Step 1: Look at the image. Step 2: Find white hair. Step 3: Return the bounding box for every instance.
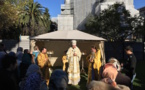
[108,58,121,71]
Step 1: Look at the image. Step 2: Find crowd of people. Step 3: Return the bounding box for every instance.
[0,40,137,90]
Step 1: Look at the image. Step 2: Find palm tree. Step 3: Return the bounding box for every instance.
[42,8,51,32]
[19,1,43,36]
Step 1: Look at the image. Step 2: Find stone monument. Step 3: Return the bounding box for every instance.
[57,0,139,30]
[65,0,71,4]
[58,0,74,30]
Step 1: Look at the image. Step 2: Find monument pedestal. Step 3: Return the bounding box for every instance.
[58,15,73,30]
[61,4,73,15]
[58,1,74,30]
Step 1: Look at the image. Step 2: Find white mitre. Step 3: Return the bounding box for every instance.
[71,40,77,45]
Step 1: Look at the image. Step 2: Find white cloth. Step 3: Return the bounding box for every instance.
[67,46,81,85]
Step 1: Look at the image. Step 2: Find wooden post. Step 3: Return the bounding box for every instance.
[99,41,106,65]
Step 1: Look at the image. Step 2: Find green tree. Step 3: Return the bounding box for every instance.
[133,16,145,41]
[19,1,51,36]
[42,8,51,32]
[0,0,28,39]
[0,1,18,30]
[0,1,21,39]
[85,3,145,59]
[0,0,50,39]
[85,3,137,41]
[19,1,43,36]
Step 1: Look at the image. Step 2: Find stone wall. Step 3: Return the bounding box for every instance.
[0,36,30,53]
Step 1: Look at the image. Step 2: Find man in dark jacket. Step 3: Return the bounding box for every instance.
[122,46,137,90]
[122,46,137,80]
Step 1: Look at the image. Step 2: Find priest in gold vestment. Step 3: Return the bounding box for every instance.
[37,47,51,86]
[67,40,81,85]
[86,46,102,85]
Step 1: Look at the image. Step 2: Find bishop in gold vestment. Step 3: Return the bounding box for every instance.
[67,40,81,85]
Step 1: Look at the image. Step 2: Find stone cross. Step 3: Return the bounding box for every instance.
[65,0,71,4]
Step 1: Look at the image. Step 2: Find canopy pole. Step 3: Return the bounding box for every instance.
[30,40,36,53]
[99,41,106,66]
